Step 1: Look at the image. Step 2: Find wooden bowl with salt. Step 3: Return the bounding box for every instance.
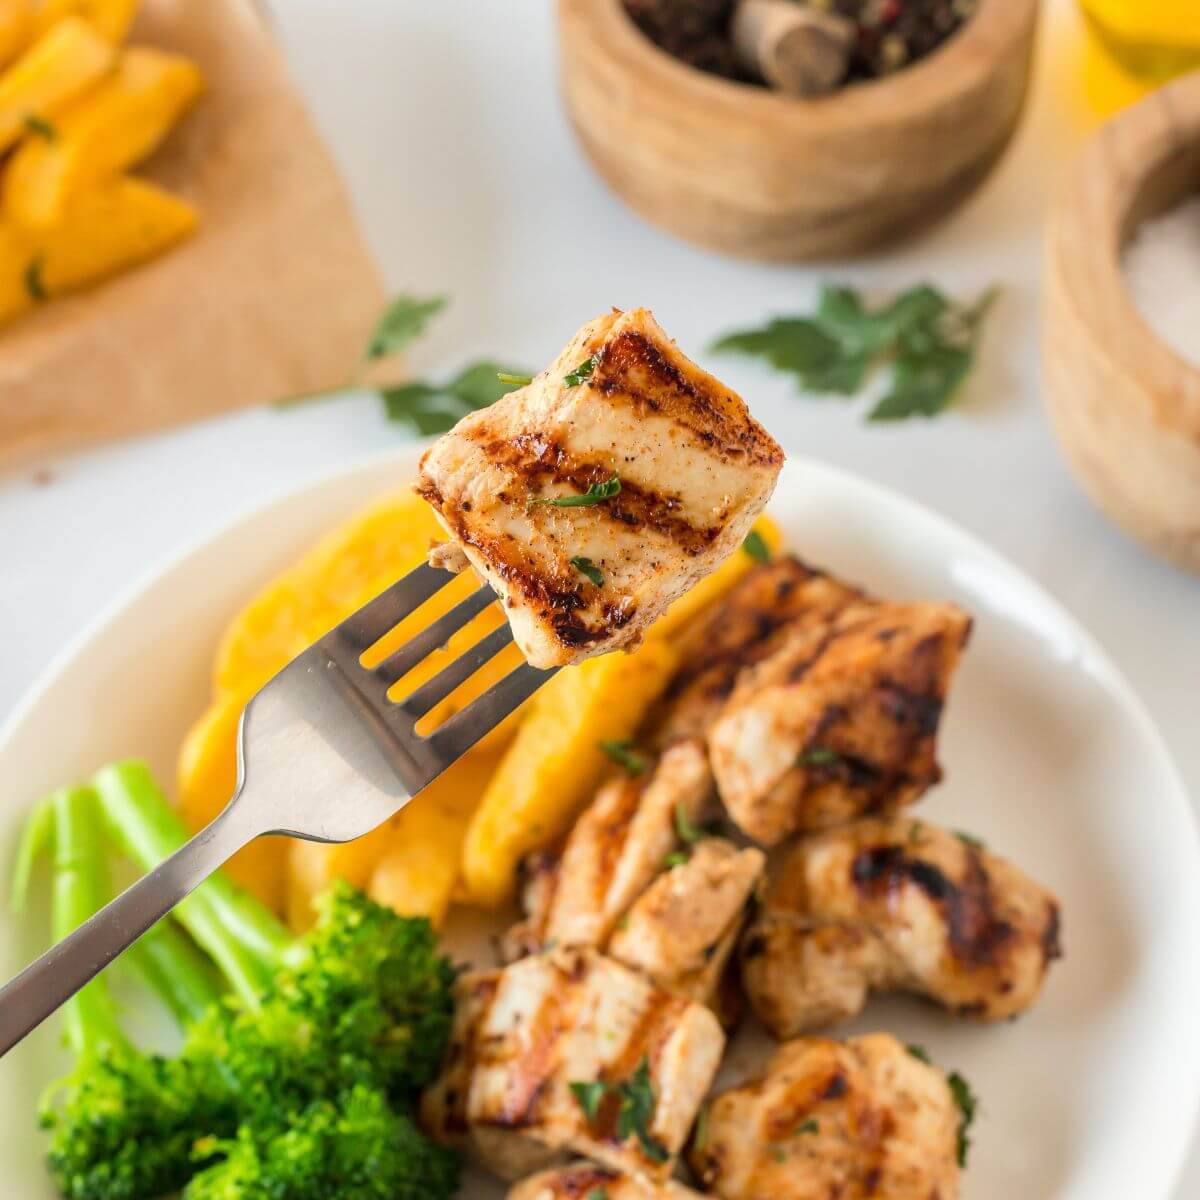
[1043,71,1200,575]
[556,0,1040,261]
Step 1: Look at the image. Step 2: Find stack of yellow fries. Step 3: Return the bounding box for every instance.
[0,0,203,325]
[180,489,780,929]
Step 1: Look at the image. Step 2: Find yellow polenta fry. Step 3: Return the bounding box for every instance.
[368,803,466,928]
[0,1,33,71]
[35,0,138,43]
[0,176,196,325]
[0,17,114,154]
[6,46,203,229]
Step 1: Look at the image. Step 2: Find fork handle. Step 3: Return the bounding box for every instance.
[0,802,258,1057]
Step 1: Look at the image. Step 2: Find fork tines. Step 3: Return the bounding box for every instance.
[318,562,556,791]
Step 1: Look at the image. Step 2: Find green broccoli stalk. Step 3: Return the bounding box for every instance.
[19,787,232,1200]
[88,760,460,1200]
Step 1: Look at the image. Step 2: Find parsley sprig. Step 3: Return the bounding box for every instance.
[711,282,998,421]
[279,293,534,434]
[599,738,648,776]
[528,474,621,509]
[569,1059,670,1164]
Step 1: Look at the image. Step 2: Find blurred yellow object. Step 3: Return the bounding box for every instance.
[185,491,528,915]
[36,0,138,43]
[0,16,114,153]
[459,516,781,907]
[0,175,196,325]
[5,46,203,229]
[1079,1,1200,106]
[0,1,33,71]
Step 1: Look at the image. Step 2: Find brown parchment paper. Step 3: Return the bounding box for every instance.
[0,0,385,467]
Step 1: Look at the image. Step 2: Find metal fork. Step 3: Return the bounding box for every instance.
[0,563,555,1056]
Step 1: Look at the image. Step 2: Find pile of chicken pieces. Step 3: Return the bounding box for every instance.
[421,556,1063,1199]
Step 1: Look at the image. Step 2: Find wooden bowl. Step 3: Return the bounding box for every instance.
[556,0,1040,261]
[1043,72,1200,575]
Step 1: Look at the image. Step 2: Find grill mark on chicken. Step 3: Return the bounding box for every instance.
[851,845,1015,967]
[484,967,582,1131]
[417,476,632,650]
[590,992,689,1148]
[552,1165,620,1197]
[593,329,785,469]
[471,430,726,557]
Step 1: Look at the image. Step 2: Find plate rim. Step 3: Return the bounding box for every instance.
[2,444,1198,1197]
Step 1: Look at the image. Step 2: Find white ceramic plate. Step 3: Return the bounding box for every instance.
[1,449,1198,1199]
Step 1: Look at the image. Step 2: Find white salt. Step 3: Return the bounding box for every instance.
[1123,195,1200,370]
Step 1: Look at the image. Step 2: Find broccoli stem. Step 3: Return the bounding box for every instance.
[127,919,222,1028]
[92,761,292,1007]
[47,787,129,1058]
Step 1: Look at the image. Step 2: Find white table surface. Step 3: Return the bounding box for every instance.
[0,0,1196,1193]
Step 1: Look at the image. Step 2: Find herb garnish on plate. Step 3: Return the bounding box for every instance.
[712,282,998,421]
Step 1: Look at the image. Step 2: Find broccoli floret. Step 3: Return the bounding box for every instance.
[281,882,458,1093]
[184,1084,460,1200]
[24,767,462,1200]
[180,882,457,1120]
[43,1049,232,1200]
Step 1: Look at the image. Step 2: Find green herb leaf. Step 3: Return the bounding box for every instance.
[674,802,704,845]
[868,341,972,422]
[528,474,621,509]
[742,529,771,563]
[497,371,534,386]
[663,850,690,869]
[948,1071,978,1167]
[571,556,604,586]
[380,359,530,435]
[363,294,447,361]
[615,1059,670,1164]
[712,282,996,422]
[799,747,840,767]
[23,113,56,140]
[23,257,46,303]
[586,1190,608,1200]
[908,820,925,845]
[564,354,598,387]
[599,738,648,776]
[794,1118,819,1136]
[955,831,986,850]
[906,1043,932,1064]
[570,1079,608,1124]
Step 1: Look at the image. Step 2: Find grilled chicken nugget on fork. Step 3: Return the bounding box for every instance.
[416,307,785,669]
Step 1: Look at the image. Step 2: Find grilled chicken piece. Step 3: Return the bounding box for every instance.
[689,1033,960,1200]
[654,556,868,745]
[503,740,714,961]
[422,947,725,1181]
[709,601,972,845]
[416,308,785,668]
[740,817,1062,1036]
[608,839,765,1005]
[511,1163,708,1199]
